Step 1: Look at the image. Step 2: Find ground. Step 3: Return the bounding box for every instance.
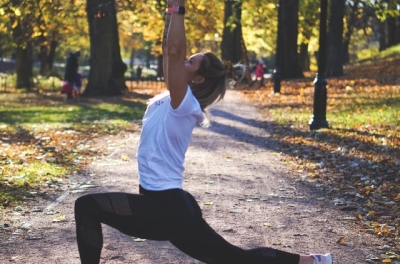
[0,90,397,264]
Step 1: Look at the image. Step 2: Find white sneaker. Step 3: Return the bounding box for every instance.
[312,253,333,264]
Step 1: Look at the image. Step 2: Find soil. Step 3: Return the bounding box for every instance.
[0,90,396,264]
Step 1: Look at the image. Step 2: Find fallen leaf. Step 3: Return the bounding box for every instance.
[121,154,129,161]
[337,237,345,244]
[52,215,66,222]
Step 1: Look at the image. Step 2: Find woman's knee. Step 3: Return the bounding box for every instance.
[75,194,97,217]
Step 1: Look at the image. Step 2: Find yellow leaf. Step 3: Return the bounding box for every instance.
[14,8,21,16]
[337,237,345,244]
[11,20,18,29]
[121,154,129,161]
[204,201,213,205]
[382,259,392,263]
[52,215,66,222]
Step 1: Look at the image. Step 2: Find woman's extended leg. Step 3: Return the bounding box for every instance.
[169,191,300,264]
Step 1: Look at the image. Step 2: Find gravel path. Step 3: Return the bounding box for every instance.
[0,90,390,264]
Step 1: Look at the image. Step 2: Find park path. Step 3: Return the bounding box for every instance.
[0,90,388,264]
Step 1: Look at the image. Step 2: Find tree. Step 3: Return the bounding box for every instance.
[277,0,303,79]
[369,0,400,50]
[3,1,36,89]
[342,0,361,64]
[298,0,320,71]
[221,0,243,64]
[84,0,127,96]
[325,0,345,77]
[241,0,278,58]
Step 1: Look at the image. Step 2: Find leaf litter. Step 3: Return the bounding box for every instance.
[241,58,400,262]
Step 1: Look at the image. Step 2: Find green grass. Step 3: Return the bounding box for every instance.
[0,92,148,208]
[0,97,145,127]
[357,43,400,62]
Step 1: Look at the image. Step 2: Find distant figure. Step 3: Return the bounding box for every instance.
[63,51,80,99]
[136,65,143,83]
[72,72,82,99]
[249,60,264,88]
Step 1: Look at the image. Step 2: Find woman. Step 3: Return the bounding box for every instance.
[74,0,332,263]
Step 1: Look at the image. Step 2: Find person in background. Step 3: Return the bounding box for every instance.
[63,51,80,99]
[72,72,82,99]
[136,64,143,83]
[250,60,264,88]
[73,0,332,263]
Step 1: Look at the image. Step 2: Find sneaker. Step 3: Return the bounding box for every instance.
[312,253,333,264]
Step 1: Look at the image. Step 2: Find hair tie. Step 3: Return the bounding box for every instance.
[223,60,233,78]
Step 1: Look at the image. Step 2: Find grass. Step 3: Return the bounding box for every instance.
[0,90,151,208]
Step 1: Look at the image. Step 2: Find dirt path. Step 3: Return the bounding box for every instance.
[0,90,392,264]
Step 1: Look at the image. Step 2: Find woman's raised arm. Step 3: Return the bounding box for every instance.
[164,0,187,109]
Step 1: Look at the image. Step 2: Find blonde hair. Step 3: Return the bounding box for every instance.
[189,52,246,111]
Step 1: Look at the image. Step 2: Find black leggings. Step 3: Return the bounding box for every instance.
[74,187,300,264]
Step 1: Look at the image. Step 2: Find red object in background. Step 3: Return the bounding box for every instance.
[255,64,264,79]
[62,81,73,93]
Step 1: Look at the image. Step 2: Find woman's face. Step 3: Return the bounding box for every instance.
[185,53,204,84]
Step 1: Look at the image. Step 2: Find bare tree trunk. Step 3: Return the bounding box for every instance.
[342,0,359,65]
[15,43,33,89]
[39,44,49,76]
[221,0,243,63]
[84,0,127,96]
[298,42,310,71]
[387,17,397,47]
[279,0,303,79]
[326,0,345,77]
[47,39,58,73]
[379,20,387,51]
[240,35,251,84]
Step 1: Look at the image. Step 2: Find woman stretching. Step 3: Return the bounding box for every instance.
[74,0,333,263]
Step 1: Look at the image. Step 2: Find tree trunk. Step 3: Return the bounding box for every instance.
[279,0,303,79]
[342,0,359,65]
[12,15,33,89]
[84,0,127,97]
[39,44,49,76]
[379,20,387,51]
[157,55,163,79]
[326,0,345,77]
[387,17,397,48]
[221,0,243,63]
[396,17,400,45]
[240,35,251,84]
[47,39,58,73]
[15,43,33,89]
[298,42,310,71]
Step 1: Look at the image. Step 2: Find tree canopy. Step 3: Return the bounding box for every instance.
[0,0,399,89]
